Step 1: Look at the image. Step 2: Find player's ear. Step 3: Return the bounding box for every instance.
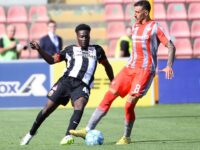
[144,10,149,17]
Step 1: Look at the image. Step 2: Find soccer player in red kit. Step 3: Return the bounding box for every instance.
[70,0,176,145]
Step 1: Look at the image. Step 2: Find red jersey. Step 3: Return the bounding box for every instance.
[127,20,170,72]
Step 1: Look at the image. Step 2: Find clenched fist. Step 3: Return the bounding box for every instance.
[30,40,40,50]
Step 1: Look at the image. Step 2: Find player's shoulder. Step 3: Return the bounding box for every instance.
[63,44,76,50]
[90,44,104,51]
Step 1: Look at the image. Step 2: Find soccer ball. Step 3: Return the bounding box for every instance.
[85,130,104,145]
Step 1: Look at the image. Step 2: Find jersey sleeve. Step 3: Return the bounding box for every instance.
[156,23,171,46]
[95,45,107,63]
[59,46,70,61]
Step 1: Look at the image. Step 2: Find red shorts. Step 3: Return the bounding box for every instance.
[110,67,155,98]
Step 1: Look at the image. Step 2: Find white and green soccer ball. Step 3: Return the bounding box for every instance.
[85,130,104,146]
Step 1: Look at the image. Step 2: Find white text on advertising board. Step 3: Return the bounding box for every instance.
[0,74,47,97]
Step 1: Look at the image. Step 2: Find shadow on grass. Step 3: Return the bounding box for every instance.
[133,139,200,144]
[138,115,200,119]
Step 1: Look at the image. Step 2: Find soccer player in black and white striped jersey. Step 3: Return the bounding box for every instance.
[20,24,114,146]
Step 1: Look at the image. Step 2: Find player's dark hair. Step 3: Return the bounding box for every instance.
[134,0,151,12]
[75,24,91,33]
[48,19,56,25]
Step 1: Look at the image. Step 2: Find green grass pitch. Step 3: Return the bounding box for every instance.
[0,103,200,150]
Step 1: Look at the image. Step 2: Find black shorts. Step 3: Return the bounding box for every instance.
[47,76,90,106]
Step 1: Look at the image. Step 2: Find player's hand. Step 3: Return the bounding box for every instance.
[159,66,174,79]
[30,40,40,50]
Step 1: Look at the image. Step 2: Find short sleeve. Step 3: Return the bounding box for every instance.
[157,24,171,46]
[59,46,69,61]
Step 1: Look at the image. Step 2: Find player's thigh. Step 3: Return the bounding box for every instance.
[110,67,133,97]
[71,83,90,106]
[130,69,155,97]
[47,77,71,105]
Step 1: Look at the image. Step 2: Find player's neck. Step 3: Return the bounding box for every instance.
[141,17,151,25]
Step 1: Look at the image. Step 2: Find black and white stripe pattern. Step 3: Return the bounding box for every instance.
[60,45,106,88]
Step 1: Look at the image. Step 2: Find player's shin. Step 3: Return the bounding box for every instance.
[124,101,136,137]
[66,110,83,135]
[86,91,117,130]
[30,110,46,135]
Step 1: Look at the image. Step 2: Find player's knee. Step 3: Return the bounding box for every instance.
[127,94,139,104]
[73,99,87,110]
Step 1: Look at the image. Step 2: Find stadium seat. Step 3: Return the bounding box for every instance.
[103,0,123,3]
[165,0,186,3]
[154,3,166,20]
[123,0,132,3]
[108,39,117,57]
[191,21,200,38]
[186,0,200,2]
[7,6,28,23]
[19,49,30,59]
[29,23,48,40]
[193,38,200,58]
[12,23,28,41]
[188,3,200,20]
[30,50,39,59]
[104,4,124,21]
[157,44,168,59]
[106,21,125,39]
[154,0,165,2]
[170,21,190,38]
[29,5,49,23]
[125,3,134,21]
[174,38,193,59]
[157,21,169,34]
[65,0,103,5]
[0,6,6,23]
[0,23,6,36]
[167,3,187,20]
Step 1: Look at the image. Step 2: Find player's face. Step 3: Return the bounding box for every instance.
[77,30,90,48]
[134,6,148,24]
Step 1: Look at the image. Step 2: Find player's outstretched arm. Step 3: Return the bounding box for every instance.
[30,40,59,64]
[159,41,176,79]
[102,59,114,82]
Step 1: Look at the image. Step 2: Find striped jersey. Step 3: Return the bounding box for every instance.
[127,20,171,72]
[59,45,107,87]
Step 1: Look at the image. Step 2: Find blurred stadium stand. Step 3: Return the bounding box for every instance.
[7,5,28,23]
[166,3,187,20]
[188,3,200,20]
[28,5,49,23]
[29,23,48,41]
[0,6,6,23]
[193,38,200,58]
[104,4,124,21]
[0,0,199,59]
[154,3,166,20]
[174,38,193,58]
[0,23,6,35]
[170,20,190,38]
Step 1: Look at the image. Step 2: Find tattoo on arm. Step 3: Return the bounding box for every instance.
[166,41,176,67]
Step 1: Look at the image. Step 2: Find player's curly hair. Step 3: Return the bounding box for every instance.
[75,24,91,33]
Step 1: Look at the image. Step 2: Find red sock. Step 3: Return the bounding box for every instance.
[98,91,117,112]
[125,101,136,123]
